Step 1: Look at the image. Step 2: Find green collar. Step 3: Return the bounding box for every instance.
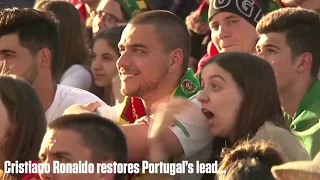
[117,0,148,19]
[295,80,320,118]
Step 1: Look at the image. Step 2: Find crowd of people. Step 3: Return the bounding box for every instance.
[0,0,320,180]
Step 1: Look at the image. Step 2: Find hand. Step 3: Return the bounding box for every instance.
[149,98,197,139]
[63,101,101,115]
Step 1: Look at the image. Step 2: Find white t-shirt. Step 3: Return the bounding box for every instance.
[46,85,109,123]
[60,64,92,91]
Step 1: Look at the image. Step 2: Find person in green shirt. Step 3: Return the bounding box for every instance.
[256,7,320,158]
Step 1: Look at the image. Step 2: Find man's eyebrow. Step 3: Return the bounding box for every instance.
[262,43,280,50]
[224,15,239,21]
[0,49,17,54]
[118,43,148,50]
[51,151,72,158]
[130,44,148,49]
[211,15,240,24]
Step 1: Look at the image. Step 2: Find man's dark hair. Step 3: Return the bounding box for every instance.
[129,10,191,75]
[0,8,59,80]
[49,114,127,180]
[257,7,320,77]
[217,140,284,180]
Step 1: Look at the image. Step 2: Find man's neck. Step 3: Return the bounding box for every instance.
[34,81,57,112]
[142,86,176,115]
[280,77,316,117]
[142,74,182,115]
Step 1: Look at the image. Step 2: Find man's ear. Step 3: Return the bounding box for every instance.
[295,52,313,74]
[37,48,52,70]
[97,160,116,180]
[168,48,184,73]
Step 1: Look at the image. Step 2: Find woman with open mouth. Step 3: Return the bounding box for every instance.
[197,52,310,179]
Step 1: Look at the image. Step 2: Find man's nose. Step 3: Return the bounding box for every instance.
[116,51,132,68]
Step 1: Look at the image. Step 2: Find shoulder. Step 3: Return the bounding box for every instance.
[252,122,310,161]
[61,65,91,80]
[254,122,287,137]
[57,85,106,105]
[253,121,299,144]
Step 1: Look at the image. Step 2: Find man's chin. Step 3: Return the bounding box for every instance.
[121,87,139,97]
[220,46,237,53]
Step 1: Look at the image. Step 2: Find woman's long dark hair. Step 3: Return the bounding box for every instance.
[199,52,290,180]
[35,0,90,82]
[0,75,47,179]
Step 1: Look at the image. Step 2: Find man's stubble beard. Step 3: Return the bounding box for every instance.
[22,61,39,86]
[120,66,169,98]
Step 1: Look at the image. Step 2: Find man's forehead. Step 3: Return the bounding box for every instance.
[39,129,94,162]
[119,24,156,45]
[40,129,84,153]
[0,34,20,48]
[0,34,32,55]
[258,33,284,45]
